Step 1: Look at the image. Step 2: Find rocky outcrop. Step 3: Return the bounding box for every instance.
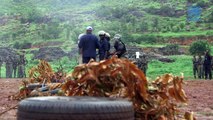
[32,47,67,62]
[0,47,19,62]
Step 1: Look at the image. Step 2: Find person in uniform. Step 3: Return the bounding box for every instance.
[113,34,126,58]
[5,56,13,78]
[18,51,28,78]
[203,50,212,80]
[192,55,198,79]
[105,32,111,59]
[135,53,148,76]
[12,55,19,78]
[98,31,108,61]
[197,55,204,79]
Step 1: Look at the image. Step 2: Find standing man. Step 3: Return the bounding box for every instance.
[6,56,13,78]
[203,50,212,80]
[77,33,84,64]
[105,32,111,59]
[113,34,126,58]
[78,26,100,63]
[12,55,19,78]
[135,53,148,76]
[98,31,108,61]
[141,55,148,76]
[197,55,204,79]
[18,52,28,78]
[192,55,198,79]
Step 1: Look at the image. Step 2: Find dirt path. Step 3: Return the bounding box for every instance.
[182,80,213,120]
[0,79,213,120]
[0,78,23,120]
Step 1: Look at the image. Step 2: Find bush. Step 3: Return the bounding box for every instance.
[189,40,210,55]
[206,31,213,36]
[21,42,32,49]
[166,44,180,51]
[196,1,209,8]
[13,41,32,49]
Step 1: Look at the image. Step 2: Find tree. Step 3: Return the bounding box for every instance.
[189,40,210,55]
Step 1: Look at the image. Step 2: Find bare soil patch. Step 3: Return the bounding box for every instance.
[0,78,213,120]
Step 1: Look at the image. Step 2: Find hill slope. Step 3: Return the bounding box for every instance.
[0,0,212,48]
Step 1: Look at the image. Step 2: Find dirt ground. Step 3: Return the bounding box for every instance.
[0,78,213,120]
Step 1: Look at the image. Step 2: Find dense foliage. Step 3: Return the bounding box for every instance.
[189,40,210,55]
[0,0,212,47]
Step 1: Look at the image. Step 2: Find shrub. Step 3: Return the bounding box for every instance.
[13,41,32,49]
[206,31,213,36]
[189,40,210,55]
[166,44,180,51]
[196,0,209,8]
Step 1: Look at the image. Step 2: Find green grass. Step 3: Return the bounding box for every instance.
[137,44,165,48]
[147,55,193,80]
[0,64,6,78]
[49,57,78,74]
[144,30,213,38]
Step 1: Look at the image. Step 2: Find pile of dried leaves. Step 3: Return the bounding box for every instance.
[13,60,65,100]
[15,57,195,120]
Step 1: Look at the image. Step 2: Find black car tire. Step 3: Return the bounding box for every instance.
[17,96,134,120]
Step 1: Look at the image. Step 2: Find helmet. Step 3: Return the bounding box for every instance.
[105,32,110,38]
[98,30,105,36]
[114,34,121,39]
[113,34,121,40]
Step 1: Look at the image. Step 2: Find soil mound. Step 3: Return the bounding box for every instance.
[33,47,67,61]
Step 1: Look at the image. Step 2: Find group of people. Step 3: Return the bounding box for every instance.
[0,52,27,78]
[77,26,150,76]
[192,50,212,80]
[78,26,126,64]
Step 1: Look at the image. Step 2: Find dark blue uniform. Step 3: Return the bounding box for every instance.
[204,54,212,80]
[78,33,100,63]
[99,38,109,61]
[106,40,111,59]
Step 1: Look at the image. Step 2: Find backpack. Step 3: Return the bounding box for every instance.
[117,40,126,53]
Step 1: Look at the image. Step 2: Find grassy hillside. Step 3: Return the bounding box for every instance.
[0,0,212,48]
[0,0,212,79]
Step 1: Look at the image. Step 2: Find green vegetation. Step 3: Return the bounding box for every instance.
[0,0,212,79]
[50,57,78,74]
[147,55,193,80]
[0,0,212,47]
[189,40,211,55]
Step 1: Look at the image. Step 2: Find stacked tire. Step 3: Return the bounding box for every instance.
[17,96,135,120]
